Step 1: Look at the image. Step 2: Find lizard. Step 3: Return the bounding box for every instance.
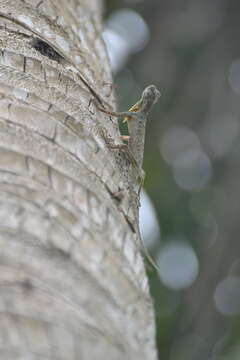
[93,85,161,271]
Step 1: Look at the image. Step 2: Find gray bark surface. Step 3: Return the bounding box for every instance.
[0,0,157,359]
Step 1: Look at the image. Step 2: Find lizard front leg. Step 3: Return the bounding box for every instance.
[90,99,144,190]
[97,107,134,120]
[89,98,134,119]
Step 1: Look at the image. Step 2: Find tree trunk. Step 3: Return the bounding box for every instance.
[0,1,157,359]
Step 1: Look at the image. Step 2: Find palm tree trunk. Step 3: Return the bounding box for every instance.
[0,0,157,359]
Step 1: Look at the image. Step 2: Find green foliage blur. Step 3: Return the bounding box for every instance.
[106,1,240,359]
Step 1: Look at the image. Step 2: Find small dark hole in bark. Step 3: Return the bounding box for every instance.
[31,38,64,62]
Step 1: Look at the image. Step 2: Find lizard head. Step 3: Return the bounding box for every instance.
[141,85,161,114]
[123,84,161,123]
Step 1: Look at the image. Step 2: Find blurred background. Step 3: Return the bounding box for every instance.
[104,0,240,359]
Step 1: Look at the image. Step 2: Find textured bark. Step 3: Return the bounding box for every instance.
[0,1,157,359]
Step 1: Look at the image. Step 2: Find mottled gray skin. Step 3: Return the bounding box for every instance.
[126,85,161,170]
[95,85,161,271]
[96,85,161,173]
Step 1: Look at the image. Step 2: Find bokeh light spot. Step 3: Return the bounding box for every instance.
[102,29,129,72]
[103,9,149,72]
[106,9,149,53]
[173,150,212,191]
[214,276,240,316]
[156,240,199,290]
[204,116,240,158]
[160,126,212,191]
[160,126,201,166]
[139,191,160,248]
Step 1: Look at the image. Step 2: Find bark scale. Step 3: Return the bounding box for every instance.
[0,0,157,359]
